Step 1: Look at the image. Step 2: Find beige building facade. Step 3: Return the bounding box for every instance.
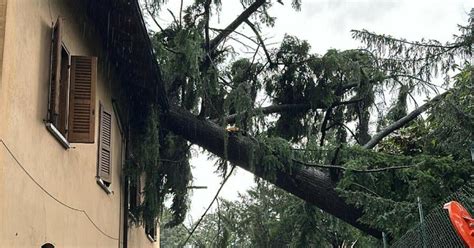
[0,0,159,247]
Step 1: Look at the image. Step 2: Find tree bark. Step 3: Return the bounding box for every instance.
[162,106,383,238]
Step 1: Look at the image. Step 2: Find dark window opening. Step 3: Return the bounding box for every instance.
[145,219,157,242]
[128,176,140,219]
[55,45,70,136]
[41,243,54,248]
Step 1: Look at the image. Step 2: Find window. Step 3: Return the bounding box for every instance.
[145,219,157,242]
[96,103,113,192]
[41,243,54,248]
[128,175,140,219]
[55,45,70,135]
[47,17,97,148]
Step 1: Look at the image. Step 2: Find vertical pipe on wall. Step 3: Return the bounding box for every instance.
[113,99,128,248]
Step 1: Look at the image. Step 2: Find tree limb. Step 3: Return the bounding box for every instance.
[167,9,179,27]
[363,91,449,149]
[217,103,311,124]
[292,159,420,173]
[204,0,211,53]
[353,30,463,49]
[208,0,266,53]
[181,164,236,246]
[219,98,364,125]
[244,19,273,65]
[209,29,257,51]
[179,0,183,27]
[209,27,259,46]
[143,0,164,32]
[326,122,360,144]
[319,107,333,146]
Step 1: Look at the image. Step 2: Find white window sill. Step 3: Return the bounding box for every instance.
[46,123,71,149]
[96,177,113,194]
[147,234,156,243]
[128,212,138,223]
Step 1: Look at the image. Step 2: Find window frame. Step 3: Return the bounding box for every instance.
[127,175,141,221]
[46,41,71,149]
[46,18,97,149]
[145,218,158,242]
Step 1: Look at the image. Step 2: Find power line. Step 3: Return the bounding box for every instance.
[0,139,119,241]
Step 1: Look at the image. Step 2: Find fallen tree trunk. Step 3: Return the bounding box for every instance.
[161,106,383,238]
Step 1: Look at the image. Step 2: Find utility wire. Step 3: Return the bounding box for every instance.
[0,139,119,241]
[181,164,236,247]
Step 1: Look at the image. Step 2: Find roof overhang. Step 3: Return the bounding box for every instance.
[85,0,168,109]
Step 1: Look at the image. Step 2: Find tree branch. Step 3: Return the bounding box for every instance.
[208,0,266,53]
[144,0,164,32]
[319,107,333,146]
[353,30,462,49]
[363,91,449,149]
[210,30,257,51]
[327,122,361,144]
[209,27,259,46]
[204,0,211,53]
[244,19,273,65]
[219,98,364,125]
[181,164,236,246]
[245,43,261,78]
[179,0,183,27]
[216,103,311,124]
[292,159,419,173]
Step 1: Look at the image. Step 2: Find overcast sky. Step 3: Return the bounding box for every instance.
[150,0,473,224]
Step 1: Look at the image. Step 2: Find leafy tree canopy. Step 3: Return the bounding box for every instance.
[126,0,473,243]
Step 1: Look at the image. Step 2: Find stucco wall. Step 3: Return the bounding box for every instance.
[0,0,157,247]
[0,0,6,83]
[128,222,160,248]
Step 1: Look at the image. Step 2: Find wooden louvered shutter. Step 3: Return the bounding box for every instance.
[97,103,112,183]
[68,56,96,143]
[49,17,63,124]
